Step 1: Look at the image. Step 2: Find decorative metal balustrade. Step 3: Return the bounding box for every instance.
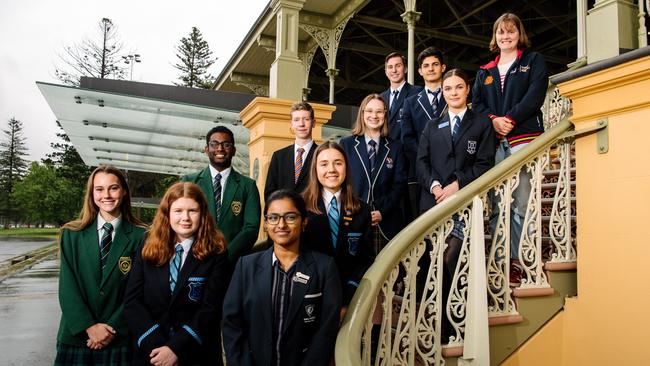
[336,86,575,365]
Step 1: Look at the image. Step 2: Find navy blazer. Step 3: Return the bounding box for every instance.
[416,109,496,213]
[340,135,407,239]
[302,199,372,304]
[222,248,341,366]
[124,245,231,366]
[380,82,422,142]
[401,89,448,181]
[264,143,317,201]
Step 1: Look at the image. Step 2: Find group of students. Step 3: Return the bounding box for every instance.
[54,12,547,366]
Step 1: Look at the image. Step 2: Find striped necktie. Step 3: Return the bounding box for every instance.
[213,173,222,220]
[428,88,440,116]
[169,244,184,292]
[368,139,377,175]
[389,89,399,114]
[100,222,113,273]
[294,147,304,184]
[328,196,340,248]
[452,115,461,143]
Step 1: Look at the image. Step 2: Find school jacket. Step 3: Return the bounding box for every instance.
[123,245,231,366]
[401,89,448,181]
[57,220,145,347]
[302,199,372,304]
[183,167,261,262]
[380,82,423,142]
[222,248,342,366]
[416,109,496,212]
[472,48,548,147]
[340,135,407,240]
[264,143,317,201]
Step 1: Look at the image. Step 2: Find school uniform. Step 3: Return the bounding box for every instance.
[222,247,342,366]
[123,241,231,366]
[183,167,261,262]
[340,135,407,240]
[416,108,496,212]
[264,141,317,201]
[380,82,422,142]
[302,196,372,304]
[55,218,145,365]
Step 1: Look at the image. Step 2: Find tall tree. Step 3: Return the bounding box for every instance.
[55,18,128,86]
[0,118,29,226]
[173,27,217,88]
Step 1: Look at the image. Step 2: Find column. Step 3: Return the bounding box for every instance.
[401,10,421,85]
[586,0,639,63]
[269,0,306,101]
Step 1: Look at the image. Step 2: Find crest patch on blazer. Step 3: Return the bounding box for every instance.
[304,304,316,323]
[118,257,132,275]
[231,201,242,216]
[484,75,494,85]
[519,65,530,72]
[188,281,204,302]
[385,157,394,169]
[467,140,477,155]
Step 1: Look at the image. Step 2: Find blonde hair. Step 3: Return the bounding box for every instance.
[351,94,389,137]
[489,13,531,52]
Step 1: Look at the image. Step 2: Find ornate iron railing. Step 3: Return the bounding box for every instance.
[336,86,574,365]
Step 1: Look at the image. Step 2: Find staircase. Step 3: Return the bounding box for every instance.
[336,86,576,365]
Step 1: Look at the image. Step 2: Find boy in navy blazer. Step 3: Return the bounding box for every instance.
[380,52,422,142]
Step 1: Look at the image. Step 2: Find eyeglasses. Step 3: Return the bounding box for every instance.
[208,140,234,149]
[364,109,386,116]
[265,213,300,225]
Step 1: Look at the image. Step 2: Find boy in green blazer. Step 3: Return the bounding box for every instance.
[183,126,261,262]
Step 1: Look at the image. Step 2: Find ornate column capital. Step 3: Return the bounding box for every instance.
[401,10,421,26]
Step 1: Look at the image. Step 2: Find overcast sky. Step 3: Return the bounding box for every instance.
[0,0,269,161]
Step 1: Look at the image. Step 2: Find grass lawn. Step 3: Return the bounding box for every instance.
[0,228,60,239]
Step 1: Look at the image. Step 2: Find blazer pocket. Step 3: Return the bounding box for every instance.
[347,232,363,256]
[302,297,321,325]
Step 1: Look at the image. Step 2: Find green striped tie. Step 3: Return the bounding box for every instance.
[100,222,113,273]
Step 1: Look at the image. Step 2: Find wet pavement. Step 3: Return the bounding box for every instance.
[0,257,59,366]
[0,237,55,262]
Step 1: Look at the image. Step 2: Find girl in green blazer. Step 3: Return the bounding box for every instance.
[55,165,147,366]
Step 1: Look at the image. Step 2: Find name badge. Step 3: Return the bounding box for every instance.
[293,271,310,284]
[438,122,449,129]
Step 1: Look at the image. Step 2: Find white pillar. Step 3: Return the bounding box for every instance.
[401,10,421,85]
[269,0,306,100]
[326,68,339,104]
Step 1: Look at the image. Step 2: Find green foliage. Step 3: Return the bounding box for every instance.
[55,18,128,86]
[173,27,217,89]
[0,227,59,238]
[0,117,29,226]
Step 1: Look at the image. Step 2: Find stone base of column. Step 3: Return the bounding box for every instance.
[586,0,639,63]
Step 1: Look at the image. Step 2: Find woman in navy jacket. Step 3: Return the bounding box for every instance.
[471,12,549,284]
[124,182,230,366]
[340,93,407,252]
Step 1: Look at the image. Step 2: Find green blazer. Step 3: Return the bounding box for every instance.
[57,219,146,347]
[183,167,261,262]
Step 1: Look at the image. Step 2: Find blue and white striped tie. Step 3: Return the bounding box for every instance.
[368,139,377,175]
[169,244,183,292]
[328,197,340,248]
[452,115,462,143]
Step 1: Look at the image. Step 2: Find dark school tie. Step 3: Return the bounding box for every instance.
[328,197,340,248]
[169,244,183,292]
[294,147,304,184]
[452,115,462,143]
[100,222,113,273]
[368,139,377,175]
[213,173,222,220]
[428,88,440,116]
[389,89,399,114]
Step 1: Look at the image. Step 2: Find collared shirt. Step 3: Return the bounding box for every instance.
[448,108,468,133]
[208,165,231,203]
[322,189,342,215]
[97,214,121,248]
[364,135,380,154]
[389,81,406,108]
[425,86,442,105]
[170,237,194,268]
[294,140,314,159]
[271,251,299,366]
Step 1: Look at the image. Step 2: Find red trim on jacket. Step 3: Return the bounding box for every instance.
[480,49,524,70]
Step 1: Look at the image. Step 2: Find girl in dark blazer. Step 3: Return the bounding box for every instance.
[340,94,407,252]
[55,165,147,366]
[124,182,230,366]
[222,190,341,366]
[471,13,548,284]
[302,141,372,308]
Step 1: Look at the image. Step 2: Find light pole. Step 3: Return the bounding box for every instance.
[122,54,141,80]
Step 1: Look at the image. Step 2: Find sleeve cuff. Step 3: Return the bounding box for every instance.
[430,180,441,192]
[505,114,517,125]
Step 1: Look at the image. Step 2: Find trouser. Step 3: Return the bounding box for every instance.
[405,182,420,221]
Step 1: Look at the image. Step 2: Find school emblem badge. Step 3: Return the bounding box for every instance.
[519,65,530,72]
[467,140,477,155]
[385,157,394,169]
[118,257,132,275]
[484,75,494,85]
[304,304,316,323]
[188,281,204,302]
[231,201,242,216]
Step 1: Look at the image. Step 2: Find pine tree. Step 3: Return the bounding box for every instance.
[173,27,217,88]
[55,18,128,86]
[0,117,29,226]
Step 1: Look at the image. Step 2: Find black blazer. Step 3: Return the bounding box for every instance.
[302,199,372,304]
[264,143,317,201]
[380,82,422,142]
[416,109,495,213]
[124,244,231,366]
[401,89,449,181]
[340,135,407,240]
[222,247,341,366]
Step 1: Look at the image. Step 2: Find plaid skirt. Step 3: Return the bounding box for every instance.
[54,343,131,366]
